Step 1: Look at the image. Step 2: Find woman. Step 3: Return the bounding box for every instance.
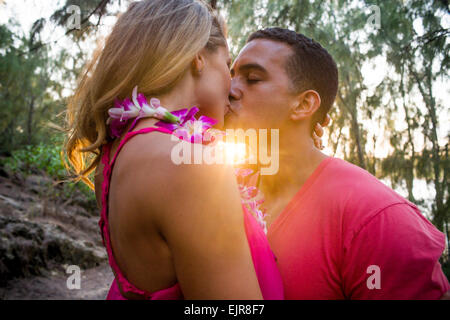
[65,0,323,300]
[65,0,282,300]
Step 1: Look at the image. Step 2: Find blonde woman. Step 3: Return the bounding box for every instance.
[65,0,284,300]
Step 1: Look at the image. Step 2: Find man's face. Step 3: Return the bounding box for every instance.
[225,39,299,130]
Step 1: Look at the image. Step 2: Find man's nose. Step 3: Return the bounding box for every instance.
[229,78,242,102]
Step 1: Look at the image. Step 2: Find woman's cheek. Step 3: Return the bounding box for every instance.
[223,66,232,90]
[201,83,221,117]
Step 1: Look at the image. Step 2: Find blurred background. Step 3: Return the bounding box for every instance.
[0,0,448,299]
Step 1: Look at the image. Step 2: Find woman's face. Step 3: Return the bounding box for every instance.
[193,45,232,129]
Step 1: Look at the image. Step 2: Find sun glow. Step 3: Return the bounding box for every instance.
[216,141,248,165]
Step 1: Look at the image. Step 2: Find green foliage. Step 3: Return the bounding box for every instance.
[0,21,60,153]
[0,135,96,206]
[1,137,65,178]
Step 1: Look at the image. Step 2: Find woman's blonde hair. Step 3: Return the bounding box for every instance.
[64,0,227,189]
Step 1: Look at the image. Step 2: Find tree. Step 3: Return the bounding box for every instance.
[365,0,449,233]
[0,22,53,152]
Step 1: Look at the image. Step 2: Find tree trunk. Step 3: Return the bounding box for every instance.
[332,125,343,157]
[351,113,366,170]
[26,96,36,145]
[400,70,416,202]
[410,64,445,231]
[338,91,366,169]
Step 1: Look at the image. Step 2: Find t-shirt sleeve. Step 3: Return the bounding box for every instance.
[341,203,450,299]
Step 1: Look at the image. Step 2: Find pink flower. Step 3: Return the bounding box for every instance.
[107,86,182,138]
[234,168,268,234]
[155,107,218,143]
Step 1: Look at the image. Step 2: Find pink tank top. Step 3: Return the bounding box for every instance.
[99,126,284,300]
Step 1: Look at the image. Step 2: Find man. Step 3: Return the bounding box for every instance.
[225,27,450,299]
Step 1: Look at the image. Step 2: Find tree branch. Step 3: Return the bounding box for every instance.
[23,0,112,55]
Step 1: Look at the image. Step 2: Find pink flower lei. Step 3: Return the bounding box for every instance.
[235,168,268,234]
[107,86,217,143]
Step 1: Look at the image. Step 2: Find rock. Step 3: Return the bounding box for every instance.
[83,241,94,248]
[0,167,8,178]
[0,218,47,284]
[68,193,98,216]
[25,175,52,194]
[0,195,22,210]
[10,171,25,187]
[25,203,43,218]
[0,216,106,287]
[0,170,107,298]
[0,263,114,300]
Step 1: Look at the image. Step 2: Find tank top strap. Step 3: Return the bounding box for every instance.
[99,125,173,233]
[111,126,173,166]
[98,124,182,300]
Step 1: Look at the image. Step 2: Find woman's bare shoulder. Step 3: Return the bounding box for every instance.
[119,132,242,228]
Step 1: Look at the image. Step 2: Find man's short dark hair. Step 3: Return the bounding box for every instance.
[247,27,339,125]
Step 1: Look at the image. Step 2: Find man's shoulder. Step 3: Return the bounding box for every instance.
[318,159,444,261]
[319,158,419,230]
[322,157,408,206]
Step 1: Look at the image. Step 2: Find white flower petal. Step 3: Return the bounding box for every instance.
[150,98,161,109]
[132,86,140,109]
[108,108,124,119]
[155,106,168,119]
[141,105,156,117]
[121,110,139,121]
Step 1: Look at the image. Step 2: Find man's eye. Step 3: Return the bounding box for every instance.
[247,78,261,84]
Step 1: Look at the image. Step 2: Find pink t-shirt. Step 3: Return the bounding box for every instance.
[267,157,450,299]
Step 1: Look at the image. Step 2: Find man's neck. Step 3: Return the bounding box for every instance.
[259,126,329,225]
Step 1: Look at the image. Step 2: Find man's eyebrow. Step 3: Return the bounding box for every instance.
[231,63,268,76]
[238,63,268,74]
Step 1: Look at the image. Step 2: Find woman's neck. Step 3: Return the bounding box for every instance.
[157,74,198,112]
[132,75,197,131]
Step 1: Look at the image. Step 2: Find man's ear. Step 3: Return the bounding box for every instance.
[191,51,207,76]
[290,90,321,121]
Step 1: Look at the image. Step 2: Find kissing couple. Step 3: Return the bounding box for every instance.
[65,0,449,300]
